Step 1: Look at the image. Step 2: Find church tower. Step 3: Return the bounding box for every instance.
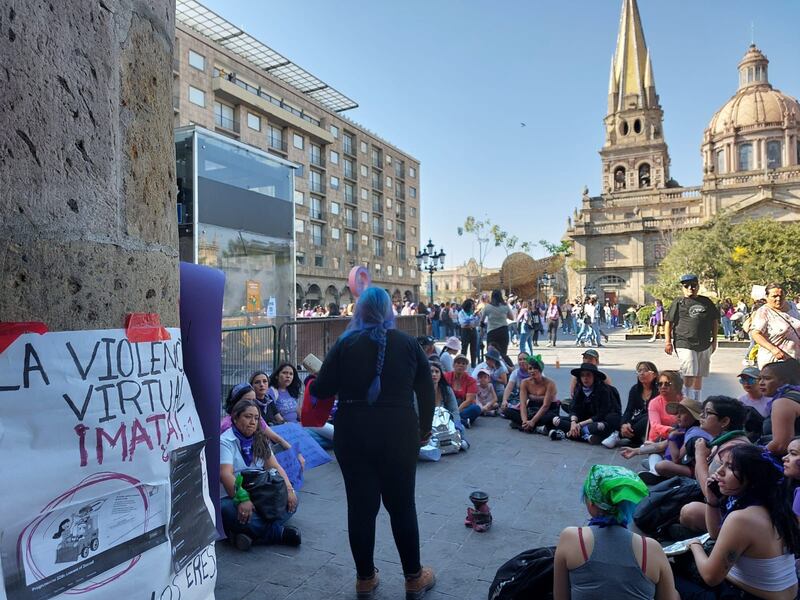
[601,0,670,193]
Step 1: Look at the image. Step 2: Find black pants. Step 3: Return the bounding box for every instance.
[334,403,422,578]
[554,413,622,435]
[547,320,559,345]
[461,328,478,367]
[507,404,560,429]
[486,326,513,368]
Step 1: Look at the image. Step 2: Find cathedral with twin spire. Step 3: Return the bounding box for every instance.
[564,0,800,305]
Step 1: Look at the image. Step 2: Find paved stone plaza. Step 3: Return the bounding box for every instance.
[215,333,747,599]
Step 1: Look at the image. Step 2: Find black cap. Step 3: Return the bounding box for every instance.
[679,273,699,284]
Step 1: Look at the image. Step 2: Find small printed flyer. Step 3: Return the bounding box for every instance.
[0,328,217,600]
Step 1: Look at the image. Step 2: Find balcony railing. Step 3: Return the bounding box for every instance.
[310,181,326,195]
[215,114,240,133]
[394,166,405,179]
[309,209,326,221]
[344,166,356,180]
[396,230,406,241]
[310,154,326,168]
[312,236,325,247]
[344,193,357,205]
[268,136,287,152]
[372,200,383,213]
[344,217,357,229]
[372,225,384,236]
[372,178,383,191]
[396,187,405,200]
[372,155,382,169]
[396,207,406,220]
[343,140,356,157]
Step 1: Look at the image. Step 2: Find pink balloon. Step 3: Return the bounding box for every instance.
[348,266,371,298]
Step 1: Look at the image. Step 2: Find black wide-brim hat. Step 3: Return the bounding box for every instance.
[570,362,607,381]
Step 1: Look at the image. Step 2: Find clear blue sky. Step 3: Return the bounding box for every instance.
[203,0,800,269]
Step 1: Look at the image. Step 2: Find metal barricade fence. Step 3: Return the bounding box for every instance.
[220,324,277,403]
[219,316,429,400]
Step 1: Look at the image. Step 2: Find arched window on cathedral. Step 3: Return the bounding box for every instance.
[767,140,782,169]
[716,149,726,174]
[613,167,626,190]
[638,163,651,188]
[738,143,753,171]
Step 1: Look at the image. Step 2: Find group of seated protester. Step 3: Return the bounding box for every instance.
[219,363,340,550]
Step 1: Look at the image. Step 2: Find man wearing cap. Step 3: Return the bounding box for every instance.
[417,335,436,359]
[664,274,718,401]
[737,365,768,418]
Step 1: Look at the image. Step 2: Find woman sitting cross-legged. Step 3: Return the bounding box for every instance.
[553,465,678,600]
[675,444,800,600]
[602,361,659,448]
[550,363,621,443]
[506,355,559,435]
[220,399,300,551]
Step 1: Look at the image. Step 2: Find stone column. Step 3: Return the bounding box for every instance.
[0,0,177,331]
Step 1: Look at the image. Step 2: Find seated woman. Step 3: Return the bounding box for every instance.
[782,437,800,522]
[221,383,306,470]
[250,370,281,425]
[762,360,800,455]
[499,351,530,417]
[647,397,712,483]
[220,399,300,550]
[647,370,682,443]
[270,362,335,444]
[444,354,480,427]
[553,465,678,600]
[676,444,799,600]
[603,361,659,449]
[550,363,621,443]
[678,396,748,533]
[506,356,559,435]
[428,357,462,431]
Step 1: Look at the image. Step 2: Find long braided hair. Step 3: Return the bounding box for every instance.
[342,287,395,404]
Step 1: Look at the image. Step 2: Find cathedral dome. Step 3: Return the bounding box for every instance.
[707,45,800,137]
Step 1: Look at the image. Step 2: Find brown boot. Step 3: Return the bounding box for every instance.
[404,566,435,599]
[355,569,379,599]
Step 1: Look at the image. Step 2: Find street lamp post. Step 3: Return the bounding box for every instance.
[416,239,446,304]
[538,270,554,302]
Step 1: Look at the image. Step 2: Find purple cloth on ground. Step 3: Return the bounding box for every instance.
[271,423,332,469]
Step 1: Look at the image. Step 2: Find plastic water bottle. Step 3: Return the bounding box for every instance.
[555,353,561,368]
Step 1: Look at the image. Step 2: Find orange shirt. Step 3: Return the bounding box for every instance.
[647,394,678,441]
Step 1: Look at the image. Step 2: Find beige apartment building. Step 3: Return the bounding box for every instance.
[173,0,421,308]
[564,0,800,306]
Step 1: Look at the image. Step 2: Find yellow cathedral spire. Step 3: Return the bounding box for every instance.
[609,0,656,113]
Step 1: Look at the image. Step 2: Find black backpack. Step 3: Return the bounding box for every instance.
[633,476,703,538]
[488,546,555,600]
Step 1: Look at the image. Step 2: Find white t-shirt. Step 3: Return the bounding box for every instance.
[751,304,800,368]
[738,393,770,417]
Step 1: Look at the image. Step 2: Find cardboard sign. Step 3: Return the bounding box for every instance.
[0,328,216,600]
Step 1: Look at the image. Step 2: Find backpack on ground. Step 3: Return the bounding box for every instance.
[633,476,702,539]
[431,406,462,454]
[488,546,555,600]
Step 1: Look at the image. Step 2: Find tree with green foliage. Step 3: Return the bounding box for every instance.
[649,215,800,301]
[458,217,532,294]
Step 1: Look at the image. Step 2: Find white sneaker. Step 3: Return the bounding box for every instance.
[534,425,547,435]
[601,431,620,449]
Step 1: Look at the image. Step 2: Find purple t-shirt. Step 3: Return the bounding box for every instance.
[272,388,299,423]
[794,487,800,518]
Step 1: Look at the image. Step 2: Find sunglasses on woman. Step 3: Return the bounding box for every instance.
[657,380,672,387]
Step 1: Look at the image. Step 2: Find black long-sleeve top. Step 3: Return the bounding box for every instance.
[621,384,659,424]
[309,328,435,435]
[570,381,622,423]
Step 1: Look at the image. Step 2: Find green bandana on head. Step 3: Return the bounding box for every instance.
[582,465,648,520]
[526,354,544,372]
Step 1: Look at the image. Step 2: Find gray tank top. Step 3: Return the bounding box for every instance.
[569,526,656,600]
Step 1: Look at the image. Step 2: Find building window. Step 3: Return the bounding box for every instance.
[613,166,626,190]
[310,144,323,166]
[295,218,304,233]
[371,147,382,168]
[294,190,304,205]
[397,242,406,260]
[638,163,651,187]
[409,166,416,178]
[344,158,356,179]
[309,170,323,194]
[268,126,285,151]
[330,176,340,189]
[343,132,355,155]
[314,255,324,267]
[293,134,304,150]
[330,150,339,165]
[671,207,687,215]
[360,141,368,154]
[247,113,261,131]
[410,207,416,217]
[330,125,339,138]
[346,232,356,252]
[332,257,340,269]
[375,263,382,273]
[361,211,368,223]
[331,227,340,240]
[411,269,416,278]
[767,140,782,169]
[330,201,340,215]
[386,198,393,208]
[654,243,667,260]
[361,187,369,200]
[373,238,384,257]
[310,196,324,220]
[361,234,368,246]
[344,183,355,203]
[294,164,304,178]
[738,143,753,171]
[311,223,324,246]
[188,50,205,71]
[360,164,369,177]
[603,246,616,262]
[371,171,381,189]
[387,265,393,276]
[296,252,305,266]
[372,192,382,212]
[386,155,392,165]
[213,101,235,130]
[372,215,383,235]
[410,226,416,236]
[386,176,393,189]
[387,240,393,251]
[399,267,404,277]
[386,219,393,231]
[188,85,205,107]
[409,187,417,198]
[345,207,356,228]
[716,149,725,174]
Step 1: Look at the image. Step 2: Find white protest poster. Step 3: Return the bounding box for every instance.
[266,297,276,318]
[0,328,217,600]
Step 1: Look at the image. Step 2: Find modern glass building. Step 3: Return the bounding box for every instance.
[175,126,296,326]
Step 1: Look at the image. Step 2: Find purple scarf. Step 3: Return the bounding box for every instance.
[231,425,254,466]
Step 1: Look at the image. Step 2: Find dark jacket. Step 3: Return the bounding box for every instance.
[570,381,622,423]
[310,328,435,435]
[621,384,659,424]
